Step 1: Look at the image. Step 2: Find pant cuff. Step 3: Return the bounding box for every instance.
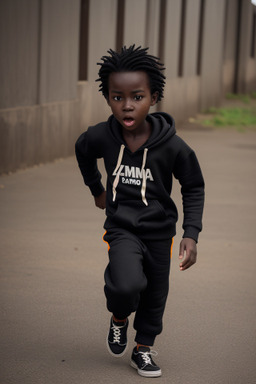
[135,332,156,347]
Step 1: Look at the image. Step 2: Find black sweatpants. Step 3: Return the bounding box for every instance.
[103,228,173,346]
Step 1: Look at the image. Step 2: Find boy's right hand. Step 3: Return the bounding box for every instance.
[94,191,106,209]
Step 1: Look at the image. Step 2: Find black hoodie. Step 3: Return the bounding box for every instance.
[75,112,204,242]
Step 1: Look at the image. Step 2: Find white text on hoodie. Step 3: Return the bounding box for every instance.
[113,164,154,186]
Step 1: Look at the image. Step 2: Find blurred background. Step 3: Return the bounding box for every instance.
[0,0,255,174]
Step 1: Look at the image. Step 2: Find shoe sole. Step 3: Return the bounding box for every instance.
[106,336,128,358]
[130,360,162,377]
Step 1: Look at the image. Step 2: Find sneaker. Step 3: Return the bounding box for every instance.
[106,316,128,357]
[131,346,162,377]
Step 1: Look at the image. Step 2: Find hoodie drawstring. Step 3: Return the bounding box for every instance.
[141,148,148,206]
[112,145,149,206]
[112,144,125,202]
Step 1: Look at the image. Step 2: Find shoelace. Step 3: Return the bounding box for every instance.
[139,350,158,366]
[111,323,122,343]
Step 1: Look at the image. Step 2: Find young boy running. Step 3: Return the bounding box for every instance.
[75,45,204,378]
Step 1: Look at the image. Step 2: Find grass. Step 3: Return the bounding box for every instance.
[225,93,251,104]
[203,107,256,126]
[199,93,256,131]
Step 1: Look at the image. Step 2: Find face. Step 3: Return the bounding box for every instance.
[107,71,158,133]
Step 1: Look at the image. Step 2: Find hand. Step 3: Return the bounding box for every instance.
[179,238,197,271]
[94,191,106,209]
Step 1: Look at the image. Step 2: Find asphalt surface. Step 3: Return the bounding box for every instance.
[0,127,256,384]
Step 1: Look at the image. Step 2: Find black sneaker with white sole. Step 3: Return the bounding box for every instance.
[131,346,162,377]
[106,316,128,357]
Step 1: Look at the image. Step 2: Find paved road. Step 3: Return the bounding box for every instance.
[0,127,256,384]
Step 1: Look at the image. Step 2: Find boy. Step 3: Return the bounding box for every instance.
[75,45,204,378]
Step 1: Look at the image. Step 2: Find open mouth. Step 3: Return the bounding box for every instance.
[123,117,135,127]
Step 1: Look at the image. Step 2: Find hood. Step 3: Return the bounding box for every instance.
[108,112,176,150]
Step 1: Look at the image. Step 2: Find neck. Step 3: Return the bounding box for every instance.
[122,120,151,139]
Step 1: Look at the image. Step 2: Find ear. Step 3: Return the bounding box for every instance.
[151,92,159,106]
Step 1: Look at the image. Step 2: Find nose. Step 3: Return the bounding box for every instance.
[123,98,134,111]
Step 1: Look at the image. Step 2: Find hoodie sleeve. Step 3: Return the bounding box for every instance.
[75,130,105,197]
[173,144,205,243]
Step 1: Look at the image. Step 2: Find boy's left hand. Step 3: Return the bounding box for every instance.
[94,191,106,209]
[179,238,197,271]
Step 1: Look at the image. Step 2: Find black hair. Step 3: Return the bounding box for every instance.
[96,45,165,102]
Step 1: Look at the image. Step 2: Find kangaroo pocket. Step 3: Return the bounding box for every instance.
[108,199,177,233]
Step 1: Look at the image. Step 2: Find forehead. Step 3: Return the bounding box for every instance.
[108,71,150,91]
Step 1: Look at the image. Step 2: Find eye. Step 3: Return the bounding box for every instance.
[134,95,143,101]
[113,96,122,101]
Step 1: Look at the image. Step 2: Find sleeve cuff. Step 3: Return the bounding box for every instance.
[89,182,105,197]
[183,227,200,243]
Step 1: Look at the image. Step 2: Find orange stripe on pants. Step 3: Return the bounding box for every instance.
[102,231,110,251]
[170,238,174,258]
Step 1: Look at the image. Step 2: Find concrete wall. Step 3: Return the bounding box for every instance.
[0,0,39,109]
[161,0,200,121]
[39,0,80,103]
[222,0,239,94]
[0,0,255,174]
[199,0,226,111]
[145,0,161,57]
[0,0,81,173]
[236,1,256,93]
[222,0,256,94]
[87,0,118,125]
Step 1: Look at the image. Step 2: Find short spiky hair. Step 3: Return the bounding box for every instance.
[96,45,166,102]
